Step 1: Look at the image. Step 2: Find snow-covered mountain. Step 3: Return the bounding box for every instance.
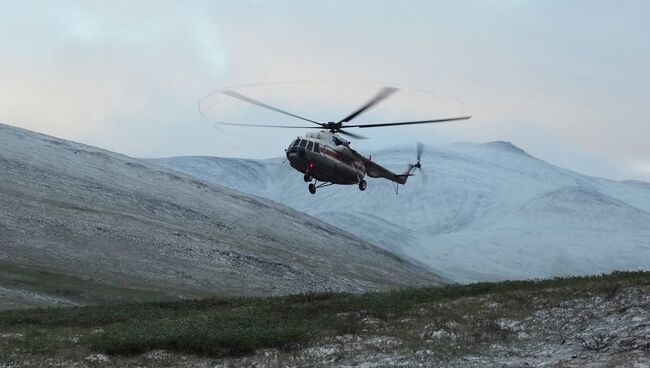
[0,123,441,308]
[152,141,650,283]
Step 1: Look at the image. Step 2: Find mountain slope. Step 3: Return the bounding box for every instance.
[152,141,650,282]
[0,123,441,309]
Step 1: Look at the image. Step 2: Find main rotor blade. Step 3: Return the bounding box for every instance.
[337,129,367,139]
[347,115,471,128]
[337,86,398,124]
[222,90,322,126]
[213,121,322,129]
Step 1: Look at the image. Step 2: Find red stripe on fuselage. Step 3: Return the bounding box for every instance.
[320,147,342,162]
[320,147,365,174]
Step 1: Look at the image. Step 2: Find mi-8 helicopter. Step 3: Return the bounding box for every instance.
[217,87,470,194]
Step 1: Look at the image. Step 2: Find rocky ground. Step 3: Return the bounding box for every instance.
[150,286,650,367]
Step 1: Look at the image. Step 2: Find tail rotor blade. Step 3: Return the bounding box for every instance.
[415,142,427,184]
[418,166,428,184]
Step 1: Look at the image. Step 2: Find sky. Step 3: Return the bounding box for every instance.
[1,0,649,181]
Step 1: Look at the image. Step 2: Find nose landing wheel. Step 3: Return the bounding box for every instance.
[308,183,316,194]
[359,180,367,191]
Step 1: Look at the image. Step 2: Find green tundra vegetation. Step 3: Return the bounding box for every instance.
[0,271,648,363]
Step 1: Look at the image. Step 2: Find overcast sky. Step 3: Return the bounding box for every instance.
[1,0,649,181]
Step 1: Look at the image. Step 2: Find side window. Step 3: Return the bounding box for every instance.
[313,142,320,152]
[299,140,307,148]
[306,141,313,150]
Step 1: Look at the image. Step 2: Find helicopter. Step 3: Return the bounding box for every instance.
[217,86,470,194]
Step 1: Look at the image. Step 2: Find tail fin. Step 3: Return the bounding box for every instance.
[394,142,424,185]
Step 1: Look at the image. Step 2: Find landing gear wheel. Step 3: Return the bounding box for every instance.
[359,180,367,191]
[303,173,311,182]
[308,183,316,194]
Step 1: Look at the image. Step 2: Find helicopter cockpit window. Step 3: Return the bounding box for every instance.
[299,140,308,148]
[288,139,299,153]
[313,142,320,152]
[306,141,313,151]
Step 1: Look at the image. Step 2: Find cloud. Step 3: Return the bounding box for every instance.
[0,0,648,181]
[0,1,229,153]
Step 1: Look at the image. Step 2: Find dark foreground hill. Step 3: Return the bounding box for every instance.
[1,271,648,367]
[0,123,441,309]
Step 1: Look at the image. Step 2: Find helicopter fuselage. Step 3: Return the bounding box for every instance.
[285,131,365,185]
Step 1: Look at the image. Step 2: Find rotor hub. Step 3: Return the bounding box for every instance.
[324,122,342,132]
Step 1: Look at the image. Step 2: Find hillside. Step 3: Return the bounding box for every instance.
[152,141,650,282]
[0,123,441,309]
[1,271,648,367]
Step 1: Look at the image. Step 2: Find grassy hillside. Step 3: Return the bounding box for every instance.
[0,261,206,310]
[1,271,649,367]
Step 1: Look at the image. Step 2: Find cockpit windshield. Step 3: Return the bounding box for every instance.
[288,139,320,153]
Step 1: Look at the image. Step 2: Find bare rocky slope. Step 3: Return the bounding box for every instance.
[0,123,441,309]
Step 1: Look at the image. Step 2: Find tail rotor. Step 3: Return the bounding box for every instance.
[413,142,427,183]
[415,142,423,169]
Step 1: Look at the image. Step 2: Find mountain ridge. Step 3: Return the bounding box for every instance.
[151,141,650,283]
